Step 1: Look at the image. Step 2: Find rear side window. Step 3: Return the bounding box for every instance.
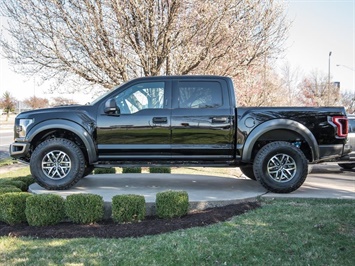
[177,81,223,109]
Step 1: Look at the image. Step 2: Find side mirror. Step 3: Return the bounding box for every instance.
[104,98,120,115]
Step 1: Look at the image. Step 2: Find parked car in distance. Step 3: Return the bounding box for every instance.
[338,114,355,169]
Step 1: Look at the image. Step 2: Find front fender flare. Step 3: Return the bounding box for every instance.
[241,119,319,162]
[26,120,97,164]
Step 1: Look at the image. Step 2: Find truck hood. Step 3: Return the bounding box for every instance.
[17,104,87,118]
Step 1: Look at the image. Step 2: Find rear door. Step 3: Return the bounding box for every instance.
[171,78,234,161]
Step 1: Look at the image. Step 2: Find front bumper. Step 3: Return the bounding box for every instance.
[9,142,30,159]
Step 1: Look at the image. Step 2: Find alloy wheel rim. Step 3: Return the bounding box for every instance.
[41,150,71,180]
[267,153,297,182]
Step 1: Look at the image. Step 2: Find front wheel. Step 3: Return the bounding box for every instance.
[253,141,308,193]
[30,138,86,190]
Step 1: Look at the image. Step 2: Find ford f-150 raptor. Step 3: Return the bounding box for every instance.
[10,75,351,193]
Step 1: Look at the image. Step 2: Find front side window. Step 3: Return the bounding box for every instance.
[177,81,223,108]
[115,82,164,114]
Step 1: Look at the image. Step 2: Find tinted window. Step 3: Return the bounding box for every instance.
[349,118,355,133]
[177,81,222,109]
[115,82,164,114]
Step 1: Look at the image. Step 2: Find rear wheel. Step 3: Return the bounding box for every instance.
[30,138,86,190]
[239,165,256,180]
[253,141,308,193]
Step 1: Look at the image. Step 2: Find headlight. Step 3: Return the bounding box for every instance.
[16,119,34,138]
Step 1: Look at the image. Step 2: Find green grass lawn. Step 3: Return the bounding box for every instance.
[0,157,16,167]
[1,198,354,266]
[0,159,354,265]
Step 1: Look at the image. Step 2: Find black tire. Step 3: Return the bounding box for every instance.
[30,138,86,190]
[253,141,308,193]
[338,163,355,170]
[239,165,256,180]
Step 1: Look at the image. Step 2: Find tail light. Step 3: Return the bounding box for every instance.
[331,116,348,138]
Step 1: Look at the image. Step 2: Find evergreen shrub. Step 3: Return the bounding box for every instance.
[94,167,116,174]
[25,194,65,226]
[0,192,32,225]
[0,186,22,194]
[122,167,142,173]
[0,180,27,191]
[156,190,189,219]
[12,175,35,189]
[112,194,146,223]
[65,193,104,224]
[149,167,171,173]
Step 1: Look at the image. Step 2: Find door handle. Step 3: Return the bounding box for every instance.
[212,117,228,123]
[153,117,168,124]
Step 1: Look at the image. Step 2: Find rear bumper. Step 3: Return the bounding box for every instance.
[335,151,355,162]
[317,144,352,163]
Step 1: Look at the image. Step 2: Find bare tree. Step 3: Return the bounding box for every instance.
[298,71,340,106]
[0,0,289,93]
[235,59,289,107]
[0,91,16,121]
[23,96,49,109]
[51,97,78,107]
[340,91,355,114]
[280,61,301,105]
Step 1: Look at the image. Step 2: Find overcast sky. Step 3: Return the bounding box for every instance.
[282,0,354,94]
[0,0,354,104]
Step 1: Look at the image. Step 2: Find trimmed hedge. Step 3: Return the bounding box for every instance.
[112,194,146,223]
[12,175,35,189]
[65,194,104,224]
[0,180,27,191]
[156,191,189,219]
[122,167,142,173]
[94,167,116,174]
[149,167,171,173]
[0,186,22,194]
[0,192,32,225]
[25,194,65,226]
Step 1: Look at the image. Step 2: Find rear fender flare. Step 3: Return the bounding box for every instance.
[242,119,319,162]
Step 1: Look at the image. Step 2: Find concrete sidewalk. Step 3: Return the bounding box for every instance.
[29,164,354,217]
[29,174,267,216]
[264,164,355,199]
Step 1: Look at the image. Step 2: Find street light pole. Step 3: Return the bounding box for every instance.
[336,64,355,72]
[328,51,332,105]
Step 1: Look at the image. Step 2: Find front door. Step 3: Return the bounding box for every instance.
[96,81,171,161]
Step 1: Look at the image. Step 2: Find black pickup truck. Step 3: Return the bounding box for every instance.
[10,75,350,193]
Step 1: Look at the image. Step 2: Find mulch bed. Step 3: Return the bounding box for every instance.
[0,201,261,239]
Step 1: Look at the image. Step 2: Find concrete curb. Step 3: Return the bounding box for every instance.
[29,174,267,218]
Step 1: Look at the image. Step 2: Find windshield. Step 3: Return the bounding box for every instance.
[89,81,128,105]
[89,89,112,105]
